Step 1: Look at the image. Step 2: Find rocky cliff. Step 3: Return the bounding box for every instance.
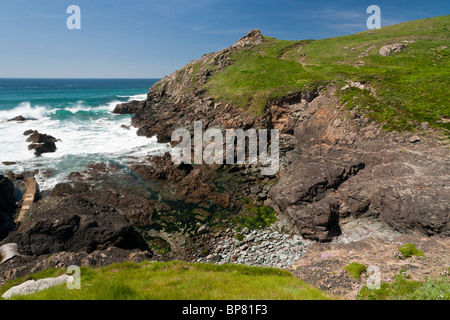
[0,19,448,289]
[116,26,449,242]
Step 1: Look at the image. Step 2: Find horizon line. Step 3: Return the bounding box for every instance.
[0,77,163,80]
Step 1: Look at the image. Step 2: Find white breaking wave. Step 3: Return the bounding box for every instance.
[116,93,147,101]
[63,94,147,114]
[105,100,125,112]
[0,94,169,190]
[63,101,93,113]
[0,102,54,122]
[61,100,123,113]
[129,93,147,101]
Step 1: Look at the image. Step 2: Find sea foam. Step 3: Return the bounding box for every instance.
[0,102,54,122]
[0,94,169,190]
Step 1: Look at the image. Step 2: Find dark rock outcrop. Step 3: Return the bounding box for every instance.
[27,142,56,156]
[267,89,449,241]
[110,29,450,243]
[52,182,170,227]
[130,153,193,182]
[8,115,36,122]
[0,175,16,240]
[52,30,450,244]
[232,29,264,48]
[131,152,230,207]
[24,130,59,156]
[113,100,146,115]
[2,195,149,255]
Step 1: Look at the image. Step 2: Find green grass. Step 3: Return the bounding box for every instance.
[395,243,424,260]
[204,37,324,114]
[0,261,331,300]
[344,263,368,279]
[202,15,449,133]
[357,272,450,300]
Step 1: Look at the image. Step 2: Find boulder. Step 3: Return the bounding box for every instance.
[379,44,407,56]
[2,162,16,166]
[197,224,209,235]
[2,275,70,299]
[28,142,57,156]
[131,152,193,182]
[23,130,34,136]
[24,131,59,156]
[25,131,58,144]
[8,115,36,122]
[409,135,421,143]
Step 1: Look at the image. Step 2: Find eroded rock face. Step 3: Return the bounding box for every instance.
[270,153,366,242]
[114,32,269,144]
[113,100,146,114]
[88,31,449,243]
[267,89,449,241]
[52,182,170,227]
[131,152,230,207]
[232,29,264,48]
[2,195,149,255]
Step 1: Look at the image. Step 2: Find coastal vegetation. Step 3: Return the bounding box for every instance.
[0,261,330,300]
[203,15,449,133]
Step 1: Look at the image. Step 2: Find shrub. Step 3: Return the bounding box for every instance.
[395,243,424,260]
[357,272,450,300]
[439,268,450,278]
[407,278,450,300]
[345,263,367,279]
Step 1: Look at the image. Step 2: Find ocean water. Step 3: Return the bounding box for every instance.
[0,78,170,190]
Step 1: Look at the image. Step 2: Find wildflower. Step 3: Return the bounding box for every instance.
[439,269,449,277]
[394,251,405,260]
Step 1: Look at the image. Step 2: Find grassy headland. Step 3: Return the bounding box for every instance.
[202,15,449,133]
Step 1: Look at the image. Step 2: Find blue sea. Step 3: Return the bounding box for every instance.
[0,78,169,190]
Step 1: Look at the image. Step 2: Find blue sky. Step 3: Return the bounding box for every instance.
[0,0,448,78]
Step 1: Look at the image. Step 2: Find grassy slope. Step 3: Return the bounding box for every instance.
[0,261,331,300]
[204,15,449,132]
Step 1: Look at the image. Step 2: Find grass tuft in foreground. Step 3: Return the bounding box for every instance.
[0,261,331,300]
[344,263,368,279]
[394,243,424,260]
[357,271,450,300]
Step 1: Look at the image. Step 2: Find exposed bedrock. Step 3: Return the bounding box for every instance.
[111,30,449,243]
[0,175,17,241]
[2,194,150,256]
